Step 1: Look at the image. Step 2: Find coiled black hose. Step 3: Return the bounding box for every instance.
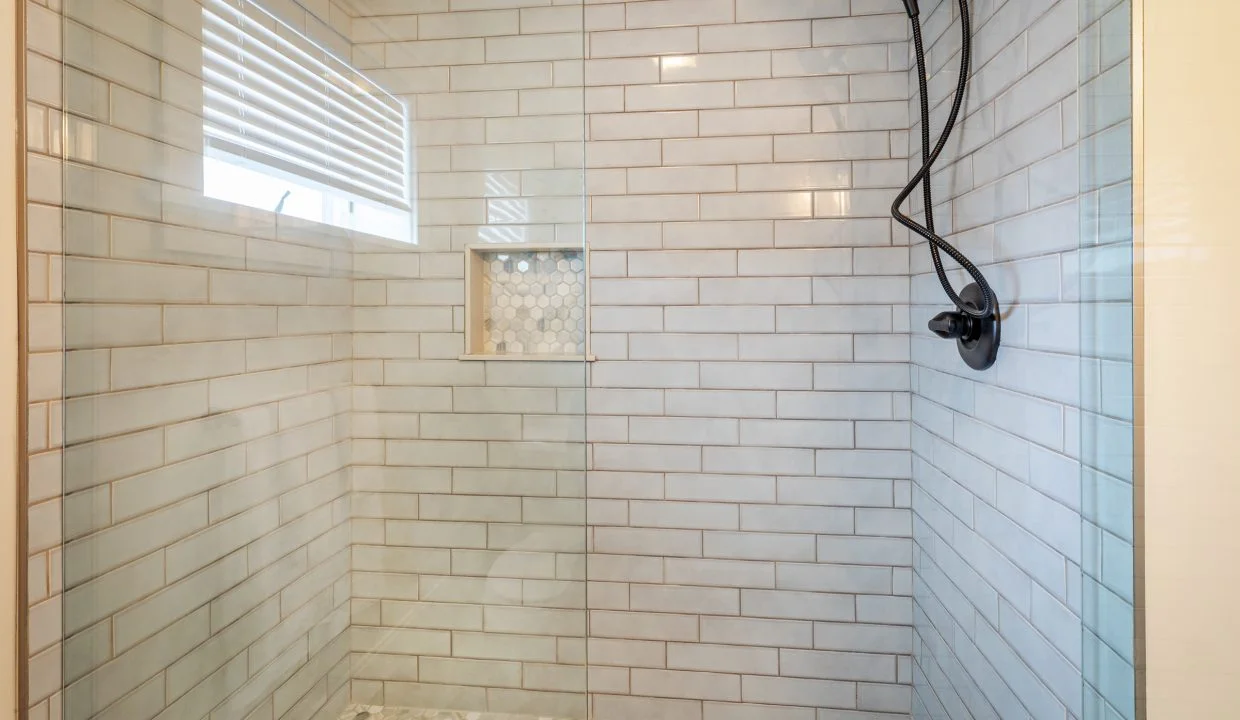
[891,0,998,320]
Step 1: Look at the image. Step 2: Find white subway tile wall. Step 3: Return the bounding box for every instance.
[583,0,923,714]
[27,1,357,719]
[908,1,1134,719]
[346,0,918,717]
[25,1,1135,720]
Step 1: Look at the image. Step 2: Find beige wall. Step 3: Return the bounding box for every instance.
[3,0,19,716]
[1142,1,1240,717]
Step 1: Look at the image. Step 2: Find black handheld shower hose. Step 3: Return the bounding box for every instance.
[892,0,1001,369]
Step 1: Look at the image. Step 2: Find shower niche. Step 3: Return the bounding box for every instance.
[462,244,591,361]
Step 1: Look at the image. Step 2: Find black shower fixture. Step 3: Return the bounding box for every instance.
[892,0,1000,371]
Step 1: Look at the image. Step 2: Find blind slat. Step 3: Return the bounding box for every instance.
[201,60,402,168]
[202,19,404,138]
[201,0,410,210]
[203,108,408,200]
[203,83,405,179]
[201,35,405,151]
[203,0,403,121]
[206,128,409,205]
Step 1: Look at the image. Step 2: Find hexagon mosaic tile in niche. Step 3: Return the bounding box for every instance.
[482,250,586,356]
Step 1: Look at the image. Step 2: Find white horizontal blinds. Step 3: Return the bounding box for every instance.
[201,0,411,209]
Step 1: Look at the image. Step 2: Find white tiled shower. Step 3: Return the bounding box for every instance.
[24,0,1134,719]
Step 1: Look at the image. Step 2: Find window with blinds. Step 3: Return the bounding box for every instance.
[200,0,413,241]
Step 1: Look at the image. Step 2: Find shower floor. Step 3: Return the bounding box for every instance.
[339,706,565,720]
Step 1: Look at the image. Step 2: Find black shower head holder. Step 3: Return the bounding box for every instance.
[927,283,1001,371]
[895,0,1001,372]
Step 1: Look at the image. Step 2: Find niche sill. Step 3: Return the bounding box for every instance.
[459,354,596,362]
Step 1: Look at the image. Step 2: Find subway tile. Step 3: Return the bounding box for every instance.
[737,0,849,22]
[778,562,892,595]
[520,6,583,34]
[388,38,484,67]
[661,52,770,85]
[627,167,737,196]
[780,648,896,683]
[817,536,912,566]
[592,361,700,389]
[664,136,774,166]
[703,446,815,477]
[663,220,774,249]
[814,621,912,654]
[632,668,740,702]
[487,32,583,63]
[664,390,776,419]
[742,674,857,709]
[705,703,814,720]
[629,333,737,361]
[383,682,486,713]
[630,500,739,531]
[738,163,851,193]
[631,584,740,616]
[64,257,207,304]
[775,131,891,161]
[854,594,911,625]
[815,100,908,132]
[856,682,912,713]
[701,192,814,221]
[420,9,517,39]
[625,0,734,29]
[591,610,699,642]
[664,558,775,589]
[812,14,908,46]
[737,76,851,108]
[702,21,812,52]
[740,419,852,449]
[585,57,661,87]
[778,306,892,334]
[590,27,698,59]
[626,82,735,112]
[595,526,702,557]
[701,107,810,137]
[594,695,701,720]
[705,531,815,562]
[775,218,892,247]
[700,277,812,305]
[592,194,699,223]
[739,334,852,362]
[664,307,773,334]
[592,110,698,141]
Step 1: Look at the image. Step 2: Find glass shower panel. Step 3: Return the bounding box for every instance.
[1078,0,1137,718]
[59,1,360,718]
[346,1,588,719]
